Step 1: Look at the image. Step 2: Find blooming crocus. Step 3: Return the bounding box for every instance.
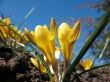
[0,18,28,45]
[80,59,93,70]
[0,18,11,40]
[25,18,61,82]
[25,18,57,71]
[31,57,47,73]
[58,21,80,69]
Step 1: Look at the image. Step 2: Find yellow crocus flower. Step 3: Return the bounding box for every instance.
[58,21,80,69]
[31,57,47,73]
[25,18,57,65]
[0,18,28,45]
[80,59,93,70]
[31,57,57,74]
[0,18,10,40]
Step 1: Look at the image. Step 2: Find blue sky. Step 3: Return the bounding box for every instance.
[0,0,103,60]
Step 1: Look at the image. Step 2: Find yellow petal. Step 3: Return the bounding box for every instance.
[3,18,11,25]
[0,26,10,38]
[34,25,55,64]
[30,57,47,73]
[58,23,71,42]
[80,59,93,70]
[50,18,57,43]
[21,34,29,44]
[68,21,80,61]
[15,31,24,44]
[0,30,5,41]
[25,27,36,44]
[69,21,80,43]
[58,23,71,67]
[50,18,57,62]
[8,26,18,38]
[35,25,50,45]
[58,21,80,69]
[0,26,7,39]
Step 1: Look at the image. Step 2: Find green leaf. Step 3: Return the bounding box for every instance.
[62,8,110,82]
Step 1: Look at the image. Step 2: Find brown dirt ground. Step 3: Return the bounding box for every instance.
[0,46,49,82]
[78,66,110,82]
[0,46,110,82]
[70,66,110,82]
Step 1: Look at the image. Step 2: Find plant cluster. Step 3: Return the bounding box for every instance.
[0,8,110,81]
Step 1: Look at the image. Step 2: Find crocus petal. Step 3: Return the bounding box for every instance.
[50,18,57,44]
[25,28,36,44]
[8,26,18,38]
[31,57,47,73]
[68,21,80,62]
[0,27,7,39]
[58,23,71,42]
[80,59,93,70]
[58,21,80,69]
[58,23,71,58]
[69,21,80,43]
[3,18,11,25]
[50,18,57,62]
[58,23,71,67]
[0,30,5,41]
[15,30,29,45]
[34,25,55,64]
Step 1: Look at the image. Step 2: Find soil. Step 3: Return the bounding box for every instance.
[0,46,49,82]
[78,66,110,82]
[69,65,110,82]
[0,46,110,82]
